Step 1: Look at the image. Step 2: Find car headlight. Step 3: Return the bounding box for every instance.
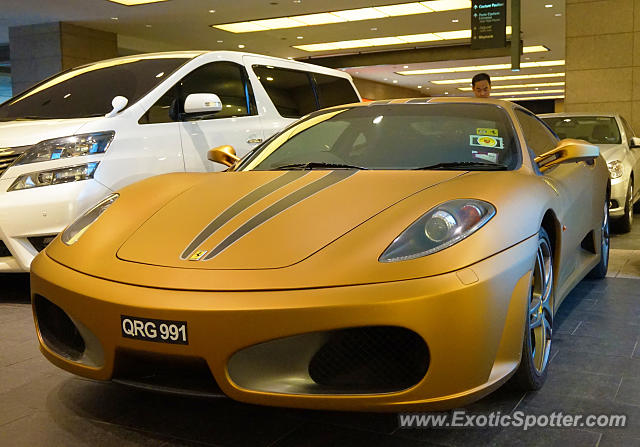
[379,199,496,263]
[8,162,99,191]
[607,160,624,179]
[14,131,114,166]
[61,193,119,245]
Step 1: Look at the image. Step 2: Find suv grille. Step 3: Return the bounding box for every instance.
[0,146,29,178]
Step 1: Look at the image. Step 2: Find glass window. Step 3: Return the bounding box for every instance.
[177,61,256,121]
[516,109,559,156]
[253,65,317,118]
[239,103,520,171]
[313,73,360,108]
[139,88,178,124]
[0,57,191,121]
[541,115,621,145]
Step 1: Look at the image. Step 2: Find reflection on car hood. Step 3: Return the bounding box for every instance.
[0,118,97,148]
[116,170,465,270]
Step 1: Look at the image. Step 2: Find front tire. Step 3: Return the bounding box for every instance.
[511,228,553,391]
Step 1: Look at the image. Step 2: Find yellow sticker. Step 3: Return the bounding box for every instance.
[189,250,207,261]
[478,136,497,147]
[477,128,499,136]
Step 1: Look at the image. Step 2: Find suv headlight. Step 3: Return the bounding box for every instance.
[379,199,496,262]
[14,131,114,166]
[8,162,99,191]
[607,160,624,179]
[61,193,119,245]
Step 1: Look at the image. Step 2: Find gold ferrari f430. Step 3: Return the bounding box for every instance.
[31,98,609,411]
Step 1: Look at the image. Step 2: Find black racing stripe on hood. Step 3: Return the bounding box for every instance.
[181,171,308,259]
[203,170,357,261]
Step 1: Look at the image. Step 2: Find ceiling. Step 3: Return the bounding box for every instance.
[0,0,565,98]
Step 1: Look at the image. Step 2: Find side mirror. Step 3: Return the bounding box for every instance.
[183,93,223,115]
[208,145,239,167]
[630,137,640,148]
[534,138,599,173]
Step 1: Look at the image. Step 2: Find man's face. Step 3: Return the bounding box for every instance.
[473,80,491,98]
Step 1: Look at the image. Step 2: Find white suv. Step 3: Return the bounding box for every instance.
[0,51,360,272]
[540,113,640,232]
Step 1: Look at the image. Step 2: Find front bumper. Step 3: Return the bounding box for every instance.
[31,234,537,412]
[609,176,628,217]
[0,179,111,272]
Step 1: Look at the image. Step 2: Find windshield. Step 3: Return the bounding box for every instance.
[238,103,519,171]
[0,56,192,121]
[542,116,621,145]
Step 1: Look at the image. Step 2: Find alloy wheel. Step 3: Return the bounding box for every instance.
[529,236,553,374]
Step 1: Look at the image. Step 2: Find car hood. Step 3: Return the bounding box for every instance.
[116,169,465,270]
[0,118,97,147]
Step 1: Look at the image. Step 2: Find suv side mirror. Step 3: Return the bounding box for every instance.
[630,137,640,148]
[183,93,223,116]
[208,145,239,167]
[535,139,599,173]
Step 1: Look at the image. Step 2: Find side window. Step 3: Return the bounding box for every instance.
[253,65,317,118]
[312,73,360,108]
[140,61,256,124]
[179,62,256,120]
[515,109,558,156]
[139,87,177,124]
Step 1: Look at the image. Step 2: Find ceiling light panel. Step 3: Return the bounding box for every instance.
[432,72,566,84]
[508,95,565,101]
[213,0,471,33]
[294,26,511,52]
[108,0,167,4]
[491,89,565,96]
[398,60,565,76]
[458,82,565,91]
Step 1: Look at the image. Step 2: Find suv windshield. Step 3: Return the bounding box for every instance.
[542,116,621,145]
[0,56,193,121]
[239,103,519,171]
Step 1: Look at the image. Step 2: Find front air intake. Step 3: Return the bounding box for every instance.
[34,295,85,361]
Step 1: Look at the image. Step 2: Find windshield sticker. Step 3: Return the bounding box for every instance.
[476,127,499,136]
[472,150,498,163]
[470,135,504,149]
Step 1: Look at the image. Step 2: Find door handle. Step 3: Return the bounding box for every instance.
[247,138,263,144]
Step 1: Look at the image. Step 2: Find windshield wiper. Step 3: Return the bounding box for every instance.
[273,162,367,170]
[414,161,509,171]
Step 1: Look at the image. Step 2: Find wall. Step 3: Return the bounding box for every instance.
[565,0,640,131]
[352,77,428,101]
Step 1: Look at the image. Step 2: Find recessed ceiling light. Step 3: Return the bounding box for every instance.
[371,27,378,31]
[392,80,398,83]
[452,19,459,23]
[209,9,216,13]
[384,78,388,80]
[108,0,167,4]
[145,24,152,28]
[403,65,409,68]
[444,92,449,94]
[293,0,302,3]
[217,40,223,43]
[432,72,566,84]
[523,45,549,53]
[297,36,304,39]
[545,4,553,7]
[111,17,119,20]
[417,85,422,88]
[506,95,564,101]
[555,13,562,16]
[238,44,246,48]
[214,0,472,33]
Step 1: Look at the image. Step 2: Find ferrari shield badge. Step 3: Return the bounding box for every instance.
[189,250,207,261]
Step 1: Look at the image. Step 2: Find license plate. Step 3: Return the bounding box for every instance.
[121,315,188,345]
